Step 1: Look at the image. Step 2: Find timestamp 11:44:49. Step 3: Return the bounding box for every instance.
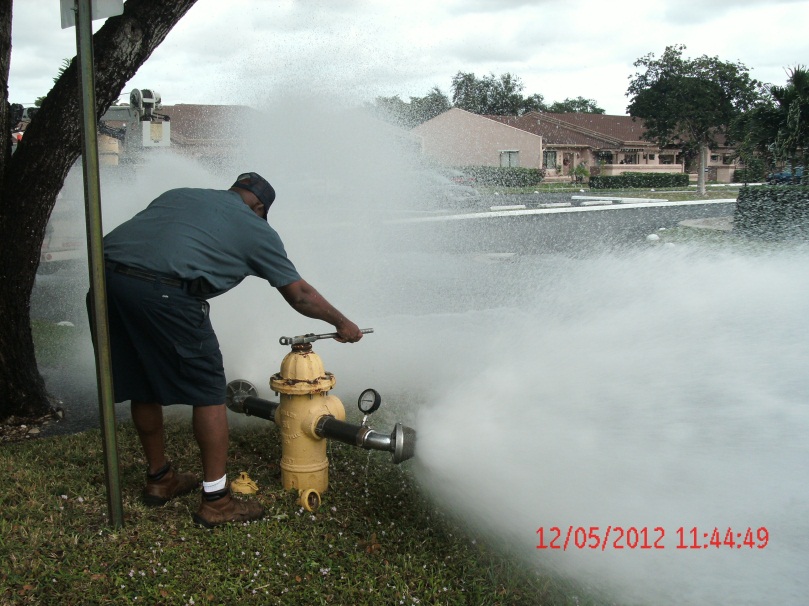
[677,526,768,549]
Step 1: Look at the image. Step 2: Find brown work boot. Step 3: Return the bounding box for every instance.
[142,463,200,507]
[192,487,265,528]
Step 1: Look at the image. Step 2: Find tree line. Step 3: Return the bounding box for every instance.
[370,71,604,129]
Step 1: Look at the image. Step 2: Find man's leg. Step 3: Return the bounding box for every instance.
[131,400,167,475]
[132,400,199,506]
[191,403,265,528]
[192,404,229,482]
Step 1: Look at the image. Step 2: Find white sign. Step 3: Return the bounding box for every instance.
[60,0,124,29]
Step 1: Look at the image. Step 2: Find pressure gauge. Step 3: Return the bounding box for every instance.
[357,388,382,414]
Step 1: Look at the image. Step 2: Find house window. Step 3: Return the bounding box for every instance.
[710,154,720,162]
[543,150,557,168]
[500,150,519,167]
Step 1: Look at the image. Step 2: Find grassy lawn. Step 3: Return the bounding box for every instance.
[30,319,85,368]
[651,221,805,253]
[1,416,617,605]
[9,322,619,604]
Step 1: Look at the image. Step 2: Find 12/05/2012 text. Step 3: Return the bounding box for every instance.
[535,526,769,551]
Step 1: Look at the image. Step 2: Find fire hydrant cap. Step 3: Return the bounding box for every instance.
[231,471,259,494]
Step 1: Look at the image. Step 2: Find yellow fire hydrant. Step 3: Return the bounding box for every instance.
[270,342,346,511]
[225,329,416,513]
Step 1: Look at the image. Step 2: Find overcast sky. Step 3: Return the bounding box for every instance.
[8,0,809,115]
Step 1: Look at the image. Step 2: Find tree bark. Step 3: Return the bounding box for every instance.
[0,0,197,421]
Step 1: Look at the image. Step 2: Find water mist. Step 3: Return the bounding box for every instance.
[223,101,809,604]
[43,97,808,605]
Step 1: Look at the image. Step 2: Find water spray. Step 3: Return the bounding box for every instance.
[225,328,416,511]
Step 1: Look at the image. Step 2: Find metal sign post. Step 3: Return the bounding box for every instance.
[66,0,125,528]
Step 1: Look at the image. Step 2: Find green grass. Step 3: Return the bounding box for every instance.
[0,421,619,605]
[653,223,807,254]
[655,225,736,246]
[30,319,84,367]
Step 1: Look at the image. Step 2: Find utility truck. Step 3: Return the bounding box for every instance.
[20,89,171,273]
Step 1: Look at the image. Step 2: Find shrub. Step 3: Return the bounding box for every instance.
[571,164,590,184]
[734,158,767,183]
[733,169,760,183]
[734,185,809,239]
[588,172,690,189]
[734,167,767,183]
[460,166,545,188]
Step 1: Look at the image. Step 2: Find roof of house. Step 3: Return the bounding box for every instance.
[500,111,737,149]
[483,111,654,149]
[544,112,648,142]
[162,104,261,146]
[99,102,260,147]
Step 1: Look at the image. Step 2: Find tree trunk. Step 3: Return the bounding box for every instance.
[696,144,707,197]
[0,0,198,421]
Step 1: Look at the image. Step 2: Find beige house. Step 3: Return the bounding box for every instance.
[162,104,262,161]
[411,108,741,183]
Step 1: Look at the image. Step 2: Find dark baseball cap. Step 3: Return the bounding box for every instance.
[231,172,276,218]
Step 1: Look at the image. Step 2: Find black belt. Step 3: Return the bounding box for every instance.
[106,261,186,288]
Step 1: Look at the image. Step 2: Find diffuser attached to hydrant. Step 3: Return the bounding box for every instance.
[225,329,416,511]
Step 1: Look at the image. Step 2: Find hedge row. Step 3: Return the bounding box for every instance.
[588,172,690,189]
[458,166,545,187]
[733,167,767,183]
[734,185,809,240]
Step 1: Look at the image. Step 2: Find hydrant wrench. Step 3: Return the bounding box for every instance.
[279,328,374,346]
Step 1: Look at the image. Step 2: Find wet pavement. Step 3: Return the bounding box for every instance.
[679,216,734,231]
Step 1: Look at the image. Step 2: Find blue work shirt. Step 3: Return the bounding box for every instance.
[104,188,301,297]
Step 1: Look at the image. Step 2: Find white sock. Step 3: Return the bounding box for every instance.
[203,474,227,493]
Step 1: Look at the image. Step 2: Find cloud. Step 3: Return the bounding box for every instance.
[8,0,809,115]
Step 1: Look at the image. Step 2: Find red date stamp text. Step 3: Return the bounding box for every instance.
[535,526,769,551]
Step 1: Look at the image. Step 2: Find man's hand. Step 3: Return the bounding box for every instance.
[278,279,363,343]
[334,319,363,343]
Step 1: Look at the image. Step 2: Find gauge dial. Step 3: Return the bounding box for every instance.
[357,388,382,414]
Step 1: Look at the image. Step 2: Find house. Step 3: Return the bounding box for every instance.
[161,104,262,162]
[411,108,741,183]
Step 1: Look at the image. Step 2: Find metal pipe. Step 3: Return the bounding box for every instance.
[226,394,280,422]
[224,380,417,465]
[315,416,416,464]
[242,396,280,422]
[75,0,123,529]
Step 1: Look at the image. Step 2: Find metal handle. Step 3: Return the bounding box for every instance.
[279,328,374,346]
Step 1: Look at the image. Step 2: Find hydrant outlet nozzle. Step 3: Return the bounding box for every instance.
[225,381,281,421]
[315,416,416,464]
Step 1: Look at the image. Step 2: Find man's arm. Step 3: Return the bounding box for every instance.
[277,279,363,342]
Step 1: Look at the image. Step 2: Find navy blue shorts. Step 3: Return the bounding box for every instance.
[90,267,227,406]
